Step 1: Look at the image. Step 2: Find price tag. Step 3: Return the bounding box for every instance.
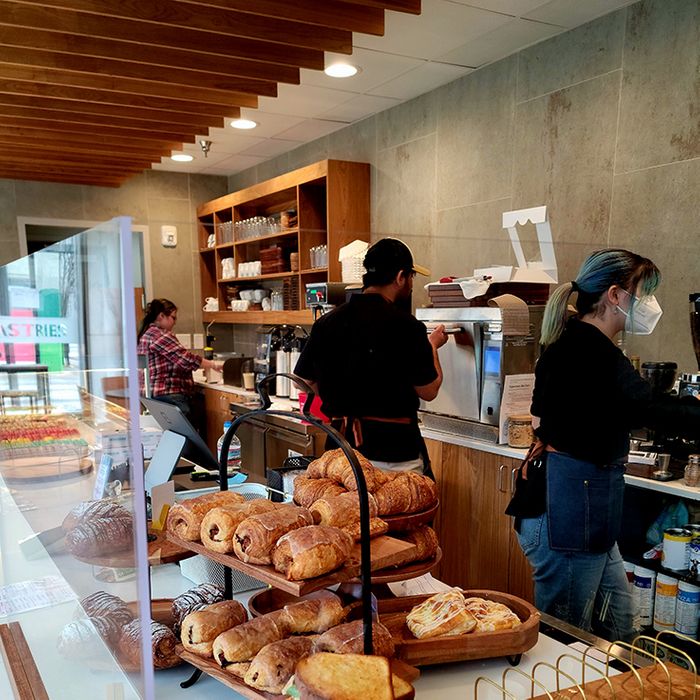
[92,454,113,500]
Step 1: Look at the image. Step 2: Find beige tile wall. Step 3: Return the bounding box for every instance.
[228,0,700,371]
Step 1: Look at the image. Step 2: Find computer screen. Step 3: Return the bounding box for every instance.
[140,397,219,471]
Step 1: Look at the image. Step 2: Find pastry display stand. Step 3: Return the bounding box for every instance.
[176,373,378,692]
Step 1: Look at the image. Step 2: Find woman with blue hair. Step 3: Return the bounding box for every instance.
[507,248,700,641]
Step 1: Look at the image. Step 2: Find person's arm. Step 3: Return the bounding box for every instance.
[415,324,447,401]
[151,332,215,372]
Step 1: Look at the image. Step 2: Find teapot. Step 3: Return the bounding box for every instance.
[203,297,219,312]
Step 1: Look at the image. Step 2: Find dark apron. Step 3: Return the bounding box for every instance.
[546,451,625,553]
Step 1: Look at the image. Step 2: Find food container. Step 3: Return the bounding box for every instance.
[684,455,700,487]
[507,415,534,448]
[662,527,691,570]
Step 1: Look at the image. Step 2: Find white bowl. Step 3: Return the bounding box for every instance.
[240,290,254,301]
[252,289,268,302]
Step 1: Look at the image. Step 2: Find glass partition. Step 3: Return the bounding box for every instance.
[0,217,154,699]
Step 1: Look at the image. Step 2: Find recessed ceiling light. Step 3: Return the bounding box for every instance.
[171,154,193,162]
[324,63,359,78]
[230,118,258,130]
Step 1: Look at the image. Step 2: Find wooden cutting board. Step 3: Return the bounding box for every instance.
[166,532,417,596]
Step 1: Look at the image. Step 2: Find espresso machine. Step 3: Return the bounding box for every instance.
[254,325,307,397]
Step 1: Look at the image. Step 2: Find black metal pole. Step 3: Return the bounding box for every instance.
[217,372,374,656]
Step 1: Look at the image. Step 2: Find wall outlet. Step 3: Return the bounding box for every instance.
[161,225,177,247]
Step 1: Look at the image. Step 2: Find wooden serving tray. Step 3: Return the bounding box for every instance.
[378,589,540,666]
[530,661,698,699]
[382,501,439,532]
[347,547,442,585]
[166,532,417,596]
[177,645,419,700]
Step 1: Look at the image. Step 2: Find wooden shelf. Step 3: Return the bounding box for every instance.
[202,310,314,325]
[199,247,216,254]
[217,272,296,283]
[216,242,234,249]
[234,229,299,246]
[299,268,328,274]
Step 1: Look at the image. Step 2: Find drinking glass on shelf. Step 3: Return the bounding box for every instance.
[309,246,317,269]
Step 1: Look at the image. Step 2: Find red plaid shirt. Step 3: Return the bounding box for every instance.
[137,324,202,397]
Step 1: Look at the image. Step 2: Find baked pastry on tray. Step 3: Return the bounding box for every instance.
[181,600,248,657]
[119,619,181,669]
[166,491,245,541]
[293,476,347,508]
[272,525,353,580]
[463,597,521,632]
[199,499,276,554]
[312,619,395,658]
[244,636,314,694]
[405,588,477,639]
[278,592,347,634]
[171,583,225,633]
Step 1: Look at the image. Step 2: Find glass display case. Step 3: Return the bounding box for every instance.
[0,218,155,699]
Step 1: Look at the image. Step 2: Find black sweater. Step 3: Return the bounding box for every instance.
[532,319,700,465]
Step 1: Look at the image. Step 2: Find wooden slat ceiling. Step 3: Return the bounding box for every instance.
[0,0,420,187]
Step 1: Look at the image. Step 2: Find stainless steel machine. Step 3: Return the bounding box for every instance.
[415,306,544,441]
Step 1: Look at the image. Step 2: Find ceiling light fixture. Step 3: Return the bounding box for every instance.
[171,154,193,162]
[230,118,258,130]
[324,62,359,78]
[199,139,212,157]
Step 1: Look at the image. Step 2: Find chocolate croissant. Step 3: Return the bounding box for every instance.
[293,476,347,508]
[244,636,313,694]
[212,612,288,670]
[119,619,181,669]
[79,591,134,634]
[278,592,348,634]
[166,491,245,541]
[58,618,114,658]
[233,506,313,565]
[200,500,277,553]
[66,516,133,558]
[181,600,248,657]
[272,525,353,581]
[312,619,395,658]
[171,583,225,633]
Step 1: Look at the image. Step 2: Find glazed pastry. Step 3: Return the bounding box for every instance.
[313,619,395,658]
[406,589,476,639]
[62,500,130,532]
[79,591,134,633]
[463,597,522,632]
[171,583,225,633]
[244,636,313,694]
[272,525,353,581]
[181,600,248,657]
[200,500,277,554]
[119,619,181,669]
[293,476,347,508]
[306,449,387,493]
[166,491,245,541]
[343,517,389,542]
[399,525,439,563]
[66,516,133,558]
[57,618,114,658]
[212,611,288,669]
[233,506,313,565]
[278,592,347,634]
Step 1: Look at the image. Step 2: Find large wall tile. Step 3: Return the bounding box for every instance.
[512,72,620,285]
[286,140,329,172]
[377,91,437,152]
[609,159,700,369]
[434,198,514,281]
[436,57,517,209]
[256,153,292,182]
[517,10,625,103]
[228,167,260,193]
[188,174,228,214]
[83,175,148,224]
[617,0,700,173]
[328,117,377,164]
[14,180,84,219]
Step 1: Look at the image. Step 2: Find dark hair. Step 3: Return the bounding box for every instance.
[362,238,415,288]
[138,298,177,340]
[541,249,660,346]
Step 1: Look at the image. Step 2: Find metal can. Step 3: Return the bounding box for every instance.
[684,524,700,570]
[653,573,678,631]
[676,579,700,637]
[663,528,691,570]
[633,565,657,630]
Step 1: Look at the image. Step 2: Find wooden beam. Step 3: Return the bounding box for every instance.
[4,0,354,53]
[0,65,260,108]
[0,136,170,160]
[0,102,224,131]
[0,153,149,172]
[0,125,184,151]
[0,145,157,166]
[0,168,124,185]
[344,0,421,12]
[0,115,198,141]
[0,1,325,68]
[0,27,301,85]
[0,46,280,95]
[0,79,240,117]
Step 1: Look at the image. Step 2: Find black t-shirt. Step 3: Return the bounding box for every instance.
[532,318,700,464]
[294,293,437,461]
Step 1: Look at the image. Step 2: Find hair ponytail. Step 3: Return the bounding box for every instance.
[540,282,575,346]
[138,298,177,340]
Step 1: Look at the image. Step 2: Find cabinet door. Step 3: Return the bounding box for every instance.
[204,388,232,455]
[265,425,314,472]
[236,419,267,480]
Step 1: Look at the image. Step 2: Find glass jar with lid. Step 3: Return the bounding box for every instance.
[684,454,700,487]
[507,414,535,448]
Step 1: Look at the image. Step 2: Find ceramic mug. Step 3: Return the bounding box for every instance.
[203,297,219,312]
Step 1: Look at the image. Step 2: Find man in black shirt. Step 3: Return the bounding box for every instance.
[294,238,447,472]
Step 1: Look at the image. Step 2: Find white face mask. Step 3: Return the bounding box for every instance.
[618,290,663,335]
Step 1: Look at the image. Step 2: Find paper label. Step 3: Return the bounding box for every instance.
[498,373,535,444]
[0,575,76,616]
[92,453,113,500]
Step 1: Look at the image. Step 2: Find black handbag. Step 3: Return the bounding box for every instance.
[504,440,547,519]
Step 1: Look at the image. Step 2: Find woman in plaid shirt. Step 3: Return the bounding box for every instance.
[137,298,222,417]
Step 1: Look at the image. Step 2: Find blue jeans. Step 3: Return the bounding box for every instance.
[517,512,634,641]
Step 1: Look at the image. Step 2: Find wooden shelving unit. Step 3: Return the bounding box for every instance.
[196,160,370,325]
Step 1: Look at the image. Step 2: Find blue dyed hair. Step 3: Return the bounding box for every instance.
[540,249,660,346]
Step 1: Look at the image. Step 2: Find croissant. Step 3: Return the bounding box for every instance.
[119,619,181,669]
[200,500,277,553]
[79,591,134,632]
[213,611,288,669]
[181,600,248,657]
[399,525,439,563]
[293,476,347,508]
[278,592,348,634]
[307,449,387,493]
[403,471,438,513]
[166,491,245,541]
[343,517,389,542]
[305,450,338,480]
[233,506,313,565]
[171,583,225,633]
[244,636,313,694]
[312,619,395,658]
[373,472,437,515]
[272,525,353,580]
[62,500,130,532]
[310,491,377,526]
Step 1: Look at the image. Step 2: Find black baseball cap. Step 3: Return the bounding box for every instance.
[363,238,430,277]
